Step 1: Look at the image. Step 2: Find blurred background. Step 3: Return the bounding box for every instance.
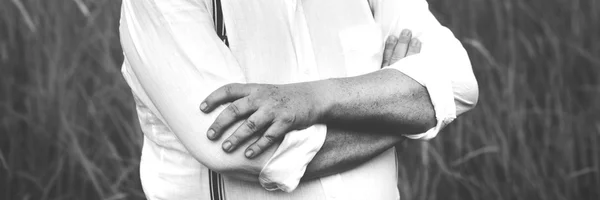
[1,0,599,199]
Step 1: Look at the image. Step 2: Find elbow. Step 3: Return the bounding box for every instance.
[195,153,246,174]
[185,150,228,173]
[416,102,436,134]
[453,57,480,116]
[407,82,437,134]
[411,86,436,133]
[198,155,260,182]
[184,147,238,174]
[456,75,479,116]
[201,158,228,173]
[421,113,437,133]
[447,35,479,116]
[190,146,264,181]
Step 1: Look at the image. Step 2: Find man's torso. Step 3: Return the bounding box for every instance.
[119,0,398,199]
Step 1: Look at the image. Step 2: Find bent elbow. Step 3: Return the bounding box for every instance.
[195,155,258,182]
[182,145,236,173]
[201,158,227,173]
[407,83,437,134]
[189,146,264,182]
[453,69,479,116]
[450,38,479,116]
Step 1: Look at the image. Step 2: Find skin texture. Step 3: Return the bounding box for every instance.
[201,29,434,159]
[299,70,434,179]
[303,126,406,180]
[303,30,422,179]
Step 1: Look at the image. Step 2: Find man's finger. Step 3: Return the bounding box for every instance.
[382,35,398,67]
[222,110,273,152]
[406,38,421,57]
[244,122,288,159]
[207,98,255,140]
[201,83,249,113]
[389,29,412,65]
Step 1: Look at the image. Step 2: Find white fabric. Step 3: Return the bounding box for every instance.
[369,0,479,139]
[259,125,327,192]
[120,0,478,199]
[219,0,327,192]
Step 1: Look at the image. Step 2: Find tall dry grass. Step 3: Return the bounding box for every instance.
[0,0,598,200]
[1,0,143,199]
[396,0,600,200]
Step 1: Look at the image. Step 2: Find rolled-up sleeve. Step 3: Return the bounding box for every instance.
[370,0,479,140]
[259,124,327,192]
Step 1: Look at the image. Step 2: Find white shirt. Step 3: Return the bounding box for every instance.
[119,0,478,199]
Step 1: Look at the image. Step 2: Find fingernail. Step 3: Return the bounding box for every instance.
[200,102,207,111]
[401,29,410,36]
[245,149,254,158]
[207,129,215,139]
[387,35,398,43]
[411,39,420,46]
[223,141,232,152]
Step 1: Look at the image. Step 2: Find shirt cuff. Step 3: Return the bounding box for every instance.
[258,124,327,192]
[383,54,456,140]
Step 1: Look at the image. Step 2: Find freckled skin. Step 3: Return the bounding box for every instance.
[200,32,434,160]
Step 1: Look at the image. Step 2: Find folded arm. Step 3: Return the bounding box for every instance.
[304,0,482,179]
[120,1,275,181]
[303,127,405,180]
[367,0,480,139]
[304,0,480,183]
[124,0,478,191]
[201,0,479,160]
[261,0,479,191]
[121,1,407,185]
[314,0,480,138]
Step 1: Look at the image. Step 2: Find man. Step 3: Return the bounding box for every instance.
[119,0,478,199]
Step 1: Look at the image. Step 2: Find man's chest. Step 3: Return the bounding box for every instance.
[217,0,383,82]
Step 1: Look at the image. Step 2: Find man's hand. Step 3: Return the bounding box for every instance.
[200,83,326,158]
[201,29,421,159]
[382,29,421,67]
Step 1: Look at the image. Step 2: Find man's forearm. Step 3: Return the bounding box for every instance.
[313,69,436,135]
[302,126,405,180]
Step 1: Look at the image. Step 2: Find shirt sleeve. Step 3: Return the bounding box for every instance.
[370,0,479,140]
[120,0,326,186]
[258,124,327,192]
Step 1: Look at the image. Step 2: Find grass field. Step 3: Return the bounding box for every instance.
[1,0,598,199]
